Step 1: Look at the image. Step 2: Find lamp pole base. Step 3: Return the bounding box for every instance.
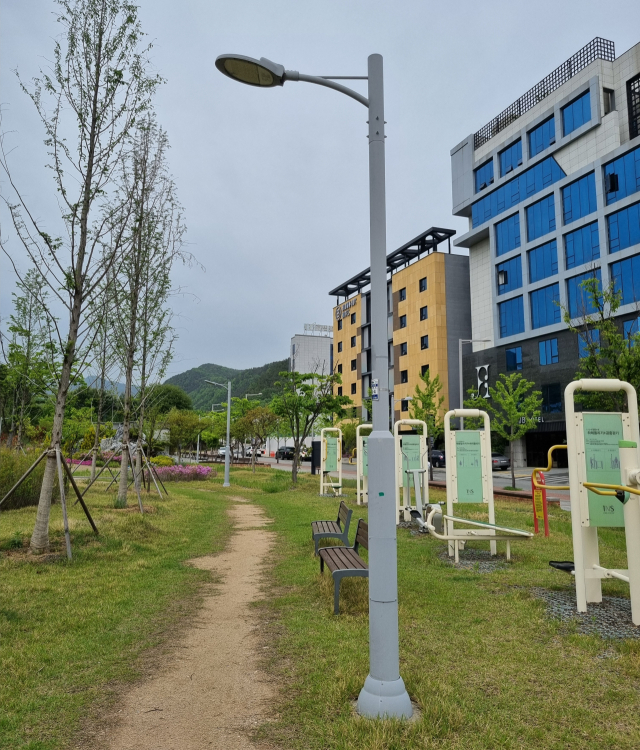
[357,674,413,719]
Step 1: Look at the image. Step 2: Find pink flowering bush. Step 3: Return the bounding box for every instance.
[148,464,215,482]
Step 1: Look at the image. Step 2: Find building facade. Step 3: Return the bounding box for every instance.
[330,228,471,424]
[290,326,333,375]
[451,37,640,466]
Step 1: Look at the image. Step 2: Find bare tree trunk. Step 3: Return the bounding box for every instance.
[31,328,77,550]
[117,334,136,506]
[510,436,516,489]
[292,440,300,485]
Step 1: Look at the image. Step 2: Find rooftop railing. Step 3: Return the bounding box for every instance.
[474,37,615,150]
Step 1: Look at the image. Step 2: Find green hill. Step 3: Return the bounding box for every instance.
[165,359,289,410]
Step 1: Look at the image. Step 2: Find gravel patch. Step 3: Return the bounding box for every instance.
[530,587,640,639]
[437,547,508,573]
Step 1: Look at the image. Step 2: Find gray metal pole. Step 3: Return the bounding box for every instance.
[357,53,412,720]
[223,381,231,487]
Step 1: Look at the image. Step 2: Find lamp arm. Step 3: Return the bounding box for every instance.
[284,70,369,108]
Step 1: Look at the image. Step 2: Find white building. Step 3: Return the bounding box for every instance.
[290,324,333,375]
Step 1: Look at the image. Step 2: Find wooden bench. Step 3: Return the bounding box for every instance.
[311,500,353,555]
[319,519,368,614]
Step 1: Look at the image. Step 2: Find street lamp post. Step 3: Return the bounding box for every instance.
[459,338,491,430]
[216,52,411,718]
[205,379,231,487]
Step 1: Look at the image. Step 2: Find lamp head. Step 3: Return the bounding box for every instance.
[215,55,285,87]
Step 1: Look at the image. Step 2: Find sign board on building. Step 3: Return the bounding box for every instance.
[335,298,357,320]
[304,323,332,335]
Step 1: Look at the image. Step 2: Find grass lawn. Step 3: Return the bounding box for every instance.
[224,467,640,750]
[0,480,232,750]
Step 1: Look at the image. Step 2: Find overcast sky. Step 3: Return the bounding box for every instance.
[2,0,639,378]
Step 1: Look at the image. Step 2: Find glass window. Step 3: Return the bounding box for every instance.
[562,90,591,136]
[338,386,343,396]
[351,312,356,324]
[474,159,494,192]
[337,342,342,352]
[337,364,343,373]
[604,146,640,205]
[530,283,561,329]
[495,213,521,257]
[565,222,600,269]
[627,74,640,140]
[399,287,406,301]
[608,202,640,254]
[399,314,407,329]
[472,156,565,228]
[401,399,409,412]
[420,305,428,321]
[499,139,522,177]
[578,328,600,357]
[497,255,522,295]
[498,295,525,338]
[337,319,342,330]
[562,172,597,224]
[421,364,429,376]
[539,338,559,365]
[527,194,556,241]
[528,116,555,157]
[400,342,407,356]
[505,346,522,371]
[350,382,357,395]
[400,369,408,383]
[351,335,356,347]
[542,383,562,413]
[421,335,429,350]
[351,359,357,371]
[611,253,640,305]
[566,269,602,318]
[603,88,615,115]
[528,240,558,283]
[419,277,427,292]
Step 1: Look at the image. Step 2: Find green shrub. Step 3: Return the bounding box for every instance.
[0,448,62,511]
[150,455,174,467]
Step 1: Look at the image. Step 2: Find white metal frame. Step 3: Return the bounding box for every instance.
[394,419,428,522]
[320,427,343,496]
[356,423,372,505]
[565,379,640,624]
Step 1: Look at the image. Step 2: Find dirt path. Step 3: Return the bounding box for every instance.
[102,496,276,750]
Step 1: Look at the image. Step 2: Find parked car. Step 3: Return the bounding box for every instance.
[275,446,296,460]
[246,447,265,457]
[430,449,446,468]
[491,452,510,471]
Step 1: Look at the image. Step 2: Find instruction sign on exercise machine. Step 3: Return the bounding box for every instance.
[454,431,484,503]
[320,427,342,496]
[562,379,640,625]
[356,424,371,506]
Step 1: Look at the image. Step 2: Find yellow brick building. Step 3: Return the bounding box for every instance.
[330,228,471,425]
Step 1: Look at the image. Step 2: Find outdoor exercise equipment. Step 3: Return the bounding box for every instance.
[559,379,640,625]
[422,409,532,561]
[320,427,342,496]
[394,419,428,523]
[356,423,372,505]
[531,445,569,536]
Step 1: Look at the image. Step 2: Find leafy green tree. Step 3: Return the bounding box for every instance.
[466,372,542,490]
[410,369,445,480]
[563,274,640,411]
[166,408,201,463]
[271,371,351,484]
[236,406,279,472]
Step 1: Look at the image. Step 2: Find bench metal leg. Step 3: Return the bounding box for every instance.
[334,575,341,614]
[320,556,325,573]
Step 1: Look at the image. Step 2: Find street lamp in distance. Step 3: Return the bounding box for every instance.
[204,379,231,487]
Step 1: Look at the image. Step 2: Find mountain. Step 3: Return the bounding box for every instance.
[164,359,289,410]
